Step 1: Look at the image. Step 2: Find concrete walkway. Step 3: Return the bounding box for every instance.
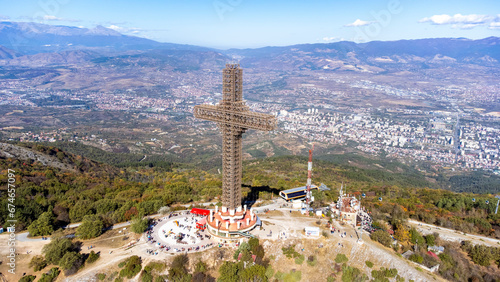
[146,212,215,254]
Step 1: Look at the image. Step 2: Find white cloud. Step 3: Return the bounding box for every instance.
[419,14,494,29]
[489,22,500,29]
[345,19,373,27]
[37,15,80,22]
[0,15,10,21]
[456,23,482,29]
[322,37,344,42]
[107,25,142,35]
[107,25,123,31]
[43,15,63,21]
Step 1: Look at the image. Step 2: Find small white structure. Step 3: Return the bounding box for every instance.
[292,199,303,209]
[305,227,320,237]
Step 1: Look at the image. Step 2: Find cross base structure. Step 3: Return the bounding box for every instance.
[205,204,258,240]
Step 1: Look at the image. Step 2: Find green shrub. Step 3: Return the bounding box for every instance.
[282,245,300,258]
[119,256,142,279]
[365,261,374,268]
[283,270,302,282]
[194,260,207,273]
[370,267,398,280]
[265,265,275,279]
[86,250,100,264]
[141,270,153,282]
[19,275,36,282]
[371,230,393,247]
[96,273,106,280]
[38,267,60,282]
[168,254,191,281]
[42,237,77,265]
[342,264,366,282]
[371,269,388,281]
[409,254,423,264]
[335,253,348,264]
[384,268,398,278]
[59,251,83,275]
[131,217,150,234]
[467,244,494,266]
[109,271,118,280]
[274,271,284,280]
[155,276,168,282]
[294,254,305,265]
[29,255,47,271]
[425,234,435,246]
[306,255,317,266]
[76,214,104,239]
[142,261,167,282]
[27,211,54,236]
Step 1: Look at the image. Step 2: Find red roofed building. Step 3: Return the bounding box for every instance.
[427,251,440,260]
[196,217,207,230]
[190,208,211,216]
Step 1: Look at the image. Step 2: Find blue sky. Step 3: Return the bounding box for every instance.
[1,0,499,49]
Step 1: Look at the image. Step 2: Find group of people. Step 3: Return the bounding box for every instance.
[146,249,159,255]
[145,211,215,255]
[145,217,161,244]
[359,211,374,232]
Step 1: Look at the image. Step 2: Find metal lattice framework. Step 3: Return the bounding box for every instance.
[194,64,277,210]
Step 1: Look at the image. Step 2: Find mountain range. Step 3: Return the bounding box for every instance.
[0,21,499,72]
[0,21,212,55]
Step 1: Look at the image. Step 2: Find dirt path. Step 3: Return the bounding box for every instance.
[65,239,159,281]
[355,235,444,282]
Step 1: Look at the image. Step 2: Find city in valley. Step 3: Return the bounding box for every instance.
[1,57,499,174]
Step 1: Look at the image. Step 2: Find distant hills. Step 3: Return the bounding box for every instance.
[0,21,499,72]
[227,37,500,71]
[0,21,212,54]
[0,45,19,59]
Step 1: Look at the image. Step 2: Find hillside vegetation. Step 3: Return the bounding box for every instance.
[1,142,499,240]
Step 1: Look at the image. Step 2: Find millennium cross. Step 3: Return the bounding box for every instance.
[194,64,277,212]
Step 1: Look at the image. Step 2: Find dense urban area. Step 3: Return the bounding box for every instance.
[1,73,499,173]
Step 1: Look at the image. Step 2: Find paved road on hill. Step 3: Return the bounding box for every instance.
[17,221,134,242]
[408,219,500,247]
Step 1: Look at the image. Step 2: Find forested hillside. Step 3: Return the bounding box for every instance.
[1,143,499,239]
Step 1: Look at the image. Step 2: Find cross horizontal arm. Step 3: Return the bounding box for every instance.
[194,104,276,131]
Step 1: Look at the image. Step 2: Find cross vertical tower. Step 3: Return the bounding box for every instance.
[194,64,277,212]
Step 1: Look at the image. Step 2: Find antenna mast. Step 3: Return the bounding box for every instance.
[305,144,314,207]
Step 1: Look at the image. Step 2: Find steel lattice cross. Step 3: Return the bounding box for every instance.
[194,64,277,211]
